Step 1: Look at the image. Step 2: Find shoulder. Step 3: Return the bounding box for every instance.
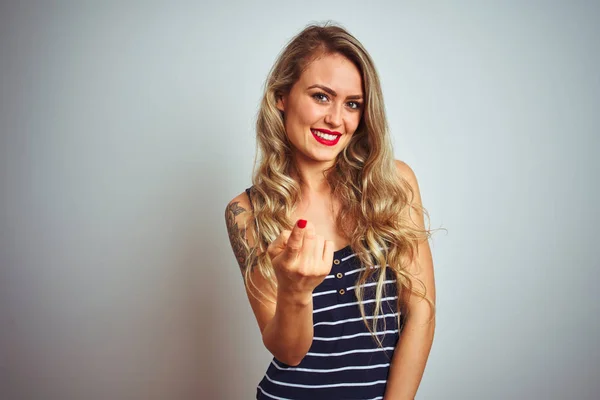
[394,160,422,202]
[224,189,255,240]
[225,190,252,220]
[394,159,418,184]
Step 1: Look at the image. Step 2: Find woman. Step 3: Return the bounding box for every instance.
[225,23,435,400]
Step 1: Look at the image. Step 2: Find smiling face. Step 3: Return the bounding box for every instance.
[276,52,364,166]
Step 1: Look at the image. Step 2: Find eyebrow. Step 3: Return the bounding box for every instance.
[307,84,363,100]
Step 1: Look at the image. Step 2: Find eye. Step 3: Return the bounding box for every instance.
[347,101,362,110]
[312,92,329,103]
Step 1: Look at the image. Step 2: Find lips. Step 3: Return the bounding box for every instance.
[311,129,341,146]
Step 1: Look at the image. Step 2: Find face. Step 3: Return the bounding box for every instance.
[277,52,364,166]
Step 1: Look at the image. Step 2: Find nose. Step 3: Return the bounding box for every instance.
[324,103,343,128]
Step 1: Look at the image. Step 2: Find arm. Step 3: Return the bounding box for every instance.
[384,161,436,400]
[225,195,332,365]
[262,286,315,366]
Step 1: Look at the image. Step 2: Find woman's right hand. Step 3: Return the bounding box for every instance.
[267,219,335,302]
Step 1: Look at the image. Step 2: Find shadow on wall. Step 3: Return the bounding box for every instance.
[196,169,266,399]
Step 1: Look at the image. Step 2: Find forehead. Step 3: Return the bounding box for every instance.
[296,53,363,95]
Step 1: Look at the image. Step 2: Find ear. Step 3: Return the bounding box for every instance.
[276,94,286,112]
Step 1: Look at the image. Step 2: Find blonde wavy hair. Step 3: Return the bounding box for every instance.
[242,22,433,343]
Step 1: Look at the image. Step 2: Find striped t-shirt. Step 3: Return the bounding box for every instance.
[255,245,400,400]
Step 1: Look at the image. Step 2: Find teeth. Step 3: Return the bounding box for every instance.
[312,130,338,141]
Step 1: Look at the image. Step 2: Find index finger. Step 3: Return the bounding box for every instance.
[267,229,292,258]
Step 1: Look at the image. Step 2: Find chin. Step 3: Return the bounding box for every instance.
[310,152,340,163]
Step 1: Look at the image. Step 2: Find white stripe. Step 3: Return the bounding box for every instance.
[324,253,386,278]
[271,360,390,373]
[313,296,398,314]
[313,312,399,327]
[256,385,293,400]
[313,280,396,298]
[341,252,357,262]
[306,346,395,357]
[313,329,399,341]
[346,265,381,276]
[347,279,396,292]
[312,289,337,297]
[264,373,387,389]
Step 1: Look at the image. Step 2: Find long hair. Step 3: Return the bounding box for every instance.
[242,22,433,343]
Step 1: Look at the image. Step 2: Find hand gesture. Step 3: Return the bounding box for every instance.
[267,219,335,299]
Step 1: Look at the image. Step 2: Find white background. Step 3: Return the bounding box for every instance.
[1,1,598,399]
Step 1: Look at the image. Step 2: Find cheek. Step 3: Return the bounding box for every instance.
[347,114,362,133]
[292,99,322,124]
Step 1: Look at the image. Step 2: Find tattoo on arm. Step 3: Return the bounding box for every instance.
[225,201,249,271]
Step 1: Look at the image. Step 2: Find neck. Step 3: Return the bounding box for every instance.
[290,154,335,194]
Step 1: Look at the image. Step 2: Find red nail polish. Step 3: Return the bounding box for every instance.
[297,219,307,229]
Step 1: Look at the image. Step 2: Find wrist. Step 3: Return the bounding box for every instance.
[277,287,313,307]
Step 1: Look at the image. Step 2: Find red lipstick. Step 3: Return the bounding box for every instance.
[311,129,342,146]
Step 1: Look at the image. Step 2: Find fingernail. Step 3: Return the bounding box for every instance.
[297,219,307,229]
